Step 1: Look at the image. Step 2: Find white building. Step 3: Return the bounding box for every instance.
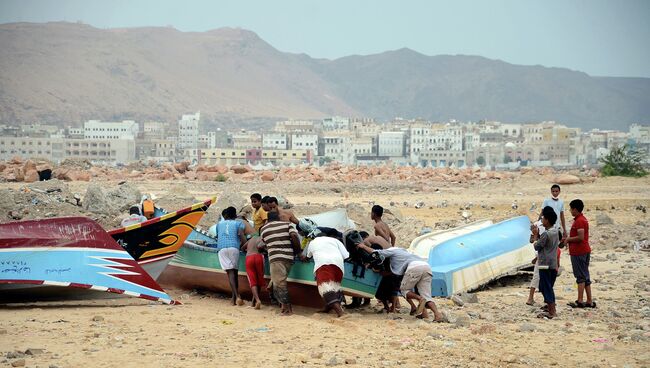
[322,116,350,131]
[262,132,288,150]
[232,130,262,149]
[143,121,166,140]
[320,132,352,164]
[290,133,318,151]
[407,123,431,163]
[274,120,316,133]
[178,112,200,150]
[378,131,406,157]
[0,136,135,164]
[83,120,139,140]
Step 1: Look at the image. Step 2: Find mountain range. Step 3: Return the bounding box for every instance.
[0,22,648,131]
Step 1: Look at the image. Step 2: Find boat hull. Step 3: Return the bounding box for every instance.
[109,197,214,279]
[158,242,382,308]
[0,217,177,304]
[427,216,535,297]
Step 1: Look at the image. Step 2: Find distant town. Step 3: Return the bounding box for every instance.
[1,113,648,169]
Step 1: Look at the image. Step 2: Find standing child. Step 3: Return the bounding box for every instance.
[242,236,265,309]
[565,199,596,308]
[532,206,560,319]
[250,193,267,234]
[371,205,396,246]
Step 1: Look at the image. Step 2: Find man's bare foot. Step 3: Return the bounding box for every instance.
[236,297,244,306]
[254,300,262,310]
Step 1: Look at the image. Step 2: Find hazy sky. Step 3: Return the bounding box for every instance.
[1,0,649,77]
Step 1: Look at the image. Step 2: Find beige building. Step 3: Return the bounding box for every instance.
[0,136,135,164]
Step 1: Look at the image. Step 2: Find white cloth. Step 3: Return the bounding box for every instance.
[121,214,147,227]
[530,260,540,289]
[218,247,240,270]
[406,260,429,272]
[302,236,349,274]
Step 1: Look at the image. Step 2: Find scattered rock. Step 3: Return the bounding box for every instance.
[6,352,24,359]
[345,358,357,364]
[458,292,479,304]
[11,359,26,367]
[553,174,580,185]
[92,315,105,322]
[501,354,518,363]
[451,295,465,307]
[311,352,323,359]
[24,348,44,355]
[454,315,471,328]
[326,356,339,366]
[596,213,614,225]
[519,323,537,332]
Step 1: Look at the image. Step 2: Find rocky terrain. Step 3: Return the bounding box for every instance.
[0,161,648,367]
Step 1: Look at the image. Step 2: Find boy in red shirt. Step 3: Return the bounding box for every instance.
[565,199,596,308]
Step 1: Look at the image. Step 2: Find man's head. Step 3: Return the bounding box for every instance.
[551,184,561,199]
[268,197,279,211]
[261,196,271,212]
[541,206,558,228]
[129,205,141,216]
[250,193,262,209]
[222,206,237,220]
[569,199,584,217]
[371,205,383,220]
[359,231,370,239]
[267,211,280,222]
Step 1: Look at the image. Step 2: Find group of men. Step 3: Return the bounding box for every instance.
[213,193,444,319]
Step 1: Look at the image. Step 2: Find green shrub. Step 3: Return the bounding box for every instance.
[600,144,648,177]
[215,173,228,182]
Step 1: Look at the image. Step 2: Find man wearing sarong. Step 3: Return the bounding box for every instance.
[301,234,350,317]
[260,211,300,316]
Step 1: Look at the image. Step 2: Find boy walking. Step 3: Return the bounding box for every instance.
[566,199,595,308]
[532,206,560,319]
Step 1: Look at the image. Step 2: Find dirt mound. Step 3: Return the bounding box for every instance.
[82,182,142,215]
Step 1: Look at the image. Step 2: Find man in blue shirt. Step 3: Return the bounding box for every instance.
[217,206,247,306]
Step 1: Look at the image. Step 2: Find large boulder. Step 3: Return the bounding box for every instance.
[260,171,275,182]
[231,165,251,174]
[552,174,581,185]
[174,161,190,174]
[83,182,141,214]
[23,169,39,183]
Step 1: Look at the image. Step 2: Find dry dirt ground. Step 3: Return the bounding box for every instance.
[1,175,649,367]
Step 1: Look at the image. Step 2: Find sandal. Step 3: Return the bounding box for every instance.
[540,305,549,311]
[567,300,586,308]
[525,301,535,306]
[584,301,597,308]
[537,312,554,319]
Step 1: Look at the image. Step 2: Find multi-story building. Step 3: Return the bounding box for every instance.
[322,116,350,131]
[274,120,316,133]
[178,112,200,150]
[200,148,312,165]
[232,130,262,149]
[0,136,135,164]
[143,121,166,140]
[290,133,318,152]
[378,131,406,157]
[84,120,139,140]
[320,132,352,164]
[262,132,288,150]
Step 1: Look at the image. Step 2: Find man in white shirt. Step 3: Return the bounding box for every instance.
[540,184,567,241]
[120,206,147,227]
[301,235,349,317]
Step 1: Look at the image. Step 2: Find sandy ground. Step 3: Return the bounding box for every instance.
[1,175,649,367]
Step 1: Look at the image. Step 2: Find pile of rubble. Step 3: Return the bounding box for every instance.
[0,157,601,185]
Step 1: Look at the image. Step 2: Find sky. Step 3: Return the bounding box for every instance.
[1,0,649,78]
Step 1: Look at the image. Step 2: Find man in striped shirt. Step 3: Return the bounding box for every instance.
[260,211,300,315]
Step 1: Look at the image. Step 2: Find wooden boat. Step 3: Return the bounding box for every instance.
[410,216,534,297]
[158,242,382,308]
[157,208,382,308]
[108,197,214,280]
[0,217,176,304]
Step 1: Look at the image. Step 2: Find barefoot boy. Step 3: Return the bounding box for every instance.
[532,206,560,319]
[242,235,265,309]
[565,199,595,309]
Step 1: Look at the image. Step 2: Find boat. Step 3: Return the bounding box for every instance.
[157,208,382,308]
[0,217,177,304]
[108,197,214,280]
[408,219,493,259]
[411,216,534,297]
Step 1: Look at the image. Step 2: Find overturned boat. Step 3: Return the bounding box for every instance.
[409,216,534,297]
[0,217,177,304]
[108,197,214,280]
[157,209,382,308]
